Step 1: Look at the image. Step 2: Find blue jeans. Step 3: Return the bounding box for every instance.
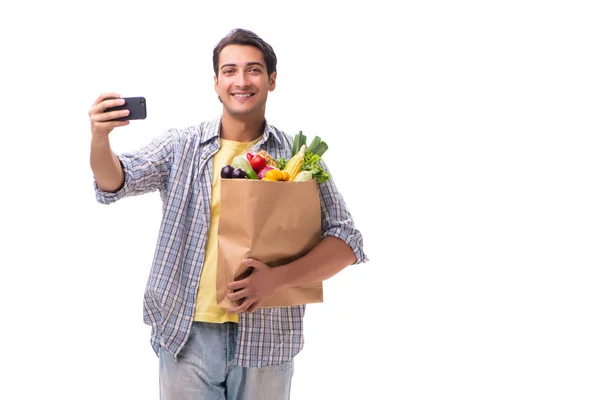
[159,321,294,400]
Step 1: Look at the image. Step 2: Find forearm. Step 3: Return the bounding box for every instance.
[272,236,357,289]
[90,135,125,193]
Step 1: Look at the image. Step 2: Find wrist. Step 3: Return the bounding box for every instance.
[91,133,110,147]
[271,263,296,291]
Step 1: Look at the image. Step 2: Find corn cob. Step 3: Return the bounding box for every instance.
[283,144,306,181]
[257,150,278,167]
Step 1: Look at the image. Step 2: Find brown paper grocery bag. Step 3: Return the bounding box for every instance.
[216,178,323,309]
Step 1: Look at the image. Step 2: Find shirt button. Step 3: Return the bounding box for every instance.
[184,316,190,321]
[191,282,197,287]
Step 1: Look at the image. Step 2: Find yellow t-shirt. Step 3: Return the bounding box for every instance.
[194,137,260,323]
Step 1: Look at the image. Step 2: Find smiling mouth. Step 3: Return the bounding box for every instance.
[232,93,255,98]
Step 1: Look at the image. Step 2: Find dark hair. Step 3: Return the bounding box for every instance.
[213,29,277,78]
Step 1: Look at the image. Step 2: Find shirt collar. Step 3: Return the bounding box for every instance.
[201,116,283,146]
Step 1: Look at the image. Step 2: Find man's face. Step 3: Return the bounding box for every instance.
[214,44,276,119]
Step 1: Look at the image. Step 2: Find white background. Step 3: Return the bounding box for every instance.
[1,0,599,399]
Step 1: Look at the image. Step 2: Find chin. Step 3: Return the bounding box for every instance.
[225,104,261,117]
[226,108,253,117]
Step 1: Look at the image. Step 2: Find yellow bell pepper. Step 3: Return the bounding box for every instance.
[263,169,284,181]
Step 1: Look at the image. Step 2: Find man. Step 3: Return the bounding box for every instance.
[88,28,367,399]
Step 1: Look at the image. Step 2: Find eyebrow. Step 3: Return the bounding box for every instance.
[220,62,265,70]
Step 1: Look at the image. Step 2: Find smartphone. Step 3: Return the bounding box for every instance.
[104,96,147,121]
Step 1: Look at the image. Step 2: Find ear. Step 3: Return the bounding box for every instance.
[214,75,219,94]
[269,71,277,91]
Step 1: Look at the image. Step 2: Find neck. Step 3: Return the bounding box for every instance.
[220,112,265,142]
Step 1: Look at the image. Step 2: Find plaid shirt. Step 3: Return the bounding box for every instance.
[94,117,368,367]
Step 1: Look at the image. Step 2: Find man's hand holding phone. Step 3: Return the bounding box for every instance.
[88,93,146,138]
[89,93,147,192]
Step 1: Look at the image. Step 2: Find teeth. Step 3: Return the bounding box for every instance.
[234,94,252,98]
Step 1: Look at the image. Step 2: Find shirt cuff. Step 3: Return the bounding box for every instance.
[323,230,369,265]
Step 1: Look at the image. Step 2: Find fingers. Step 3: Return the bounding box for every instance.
[89,93,131,137]
[242,258,257,267]
[243,258,268,270]
[91,108,130,123]
[227,278,249,292]
[89,97,127,118]
[228,298,254,314]
[89,96,129,128]
[92,92,121,107]
[227,288,249,301]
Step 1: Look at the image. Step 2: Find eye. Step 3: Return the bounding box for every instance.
[249,68,261,74]
[223,69,235,75]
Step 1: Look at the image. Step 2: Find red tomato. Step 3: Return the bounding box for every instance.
[250,154,266,172]
[246,153,254,162]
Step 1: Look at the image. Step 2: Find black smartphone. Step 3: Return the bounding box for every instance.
[104,96,147,121]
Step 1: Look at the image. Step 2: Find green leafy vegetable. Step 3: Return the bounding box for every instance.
[301,152,330,183]
[274,157,288,170]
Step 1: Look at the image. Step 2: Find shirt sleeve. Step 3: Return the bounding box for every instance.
[94,129,175,204]
[317,160,368,265]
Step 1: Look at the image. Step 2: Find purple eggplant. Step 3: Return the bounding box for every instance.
[231,168,247,179]
[221,165,234,178]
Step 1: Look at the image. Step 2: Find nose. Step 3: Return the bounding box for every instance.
[235,71,250,88]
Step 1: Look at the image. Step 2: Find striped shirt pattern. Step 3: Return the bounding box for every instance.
[94,117,368,367]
